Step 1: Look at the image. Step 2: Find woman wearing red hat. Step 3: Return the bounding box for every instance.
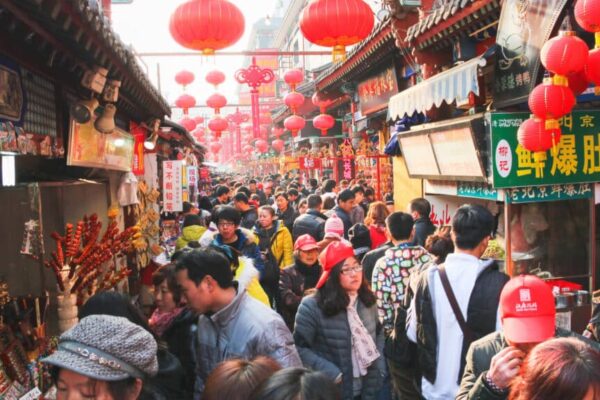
[293,240,384,400]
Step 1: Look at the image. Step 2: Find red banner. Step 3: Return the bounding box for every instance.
[298,156,322,170]
[130,122,145,175]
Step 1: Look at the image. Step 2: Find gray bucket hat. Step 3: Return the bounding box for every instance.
[42,314,158,381]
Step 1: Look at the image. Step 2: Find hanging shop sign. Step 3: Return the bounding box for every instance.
[505,183,593,204]
[187,166,198,187]
[338,157,355,181]
[493,0,568,108]
[162,160,183,213]
[357,66,399,116]
[131,123,145,175]
[298,156,322,170]
[398,114,487,181]
[490,111,600,188]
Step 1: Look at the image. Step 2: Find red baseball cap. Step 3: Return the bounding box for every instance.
[294,234,319,251]
[500,275,556,344]
[316,241,356,289]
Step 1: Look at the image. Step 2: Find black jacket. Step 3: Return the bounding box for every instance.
[278,259,321,330]
[292,209,327,241]
[362,242,393,282]
[412,217,436,247]
[141,348,188,400]
[333,206,353,239]
[278,206,298,234]
[162,308,197,398]
[240,207,258,230]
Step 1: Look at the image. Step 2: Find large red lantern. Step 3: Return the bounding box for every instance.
[193,116,205,124]
[518,117,562,153]
[540,31,589,77]
[586,47,600,88]
[272,139,284,153]
[175,70,195,88]
[575,0,600,33]
[528,77,576,121]
[208,115,229,138]
[568,69,590,95]
[313,114,336,136]
[300,0,374,61]
[284,69,304,89]
[284,115,306,137]
[206,70,226,87]
[206,93,228,113]
[179,117,197,132]
[255,139,268,153]
[284,92,305,112]
[170,0,245,55]
[175,94,196,114]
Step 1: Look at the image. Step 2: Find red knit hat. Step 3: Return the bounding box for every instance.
[316,241,356,289]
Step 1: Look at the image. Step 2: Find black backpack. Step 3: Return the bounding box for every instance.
[258,229,283,304]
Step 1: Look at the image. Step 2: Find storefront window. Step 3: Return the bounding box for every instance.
[509,200,591,289]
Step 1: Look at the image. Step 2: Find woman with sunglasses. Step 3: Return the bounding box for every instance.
[293,240,384,400]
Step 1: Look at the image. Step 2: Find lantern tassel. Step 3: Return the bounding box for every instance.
[545,119,559,130]
[332,45,346,63]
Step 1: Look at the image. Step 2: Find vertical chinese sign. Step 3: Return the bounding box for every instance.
[491,111,600,188]
[162,160,183,212]
[357,67,399,115]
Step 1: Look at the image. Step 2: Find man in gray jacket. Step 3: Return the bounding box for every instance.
[176,248,302,398]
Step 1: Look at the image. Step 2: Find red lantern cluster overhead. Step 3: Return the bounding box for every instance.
[518,117,561,154]
[208,115,228,138]
[255,139,268,153]
[282,69,306,138]
[574,0,600,93]
[300,0,374,62]
[175,70,195,88]
[170,0,245,55]
[175,94,196,115]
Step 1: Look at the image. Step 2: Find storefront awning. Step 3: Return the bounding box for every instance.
[388,56,487,121]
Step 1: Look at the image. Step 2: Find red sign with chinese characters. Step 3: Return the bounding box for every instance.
[357,67,399,115]
[163,160,183,212]
[298,156,322,170]
[130,122,145,175]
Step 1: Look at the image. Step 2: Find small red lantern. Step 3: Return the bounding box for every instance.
[210,142,222,153]
[179,117,197,132]
[175,70,195,88]
[255,139,268,153]
[193,116,205,124]
[518,117,562,153]
[284,92,305,112]
[208,115,229,138]
[575,0,600,33]
[273,127,284,138]
[300,0,374,62]
[284,115,306,137]
[272,139,285,153]
[206,93,228,113]
[313,113,336,136]
[528,77,576,120]
[283,69,304,89]
[170,0,245,55]
[540,31,589,77]
[175,94,196,114]
[206,70,226,87]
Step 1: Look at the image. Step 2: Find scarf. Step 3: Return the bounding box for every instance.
[295,259,321,289]
[149,307,184,337]
[347,295,380,378]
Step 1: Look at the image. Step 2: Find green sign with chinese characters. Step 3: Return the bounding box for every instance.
[490,111,600,188]
[457,182,503,201]
[505,183,593,203]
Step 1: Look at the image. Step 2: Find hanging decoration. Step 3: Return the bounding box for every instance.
[283,69,304,90]
[206,70,226,87]
[175,70,195,89]
[255,139,268,153]
[284,92,305,113]
[272,139,285,153]
[299,0,374,62]
[193,115,205,125]
[208,115,229,138]
[273,127,285,138]
[175,94,196,115]
[284,115,306,137]
[170,0,245,55]
[312,92,334,112]
[179,116,197,132]
[282,69,306,139]
[206,93,228,113]
[235,57,275,139]
[313,113,336,136]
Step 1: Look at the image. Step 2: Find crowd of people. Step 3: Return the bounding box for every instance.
[41,174,600,400]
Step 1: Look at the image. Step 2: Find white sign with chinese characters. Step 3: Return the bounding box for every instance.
[162,160,183,213]
[187,166,198,188]
[495,139,512,178]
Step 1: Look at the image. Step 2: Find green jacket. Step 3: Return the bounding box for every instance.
[455,328,600,400]
[175,225,207,250]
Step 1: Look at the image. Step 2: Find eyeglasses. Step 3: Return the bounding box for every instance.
[341,265,363,275]
[217,222,235,228]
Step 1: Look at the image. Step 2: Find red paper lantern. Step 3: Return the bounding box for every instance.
[175,70,195,87]
[255,139,268,153]
[313,113,336,136]
[206,70,226,87]
[518,117,562,153]
[170,0,245,55]
[175,94,196,114]
[575,0,600,33]
[206,93,228,113]
[541,31,589,77]
[272,139,285,153]
[568,70,590,95]
[312,92,334,111]
[210,142,222,153]
[273,127,284,137]
[528,77,576,120]
[208,115,229,138]
[284,92,305,111]
[586,48,600,87]
[300,0,374,61]
[284,69,304,87]
[284,115,306,137]
[179,117,197,132]
[193,116,205,124]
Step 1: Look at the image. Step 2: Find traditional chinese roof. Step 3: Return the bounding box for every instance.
[405,0,500,51]
[162,120,207,159]
[0,0,170,121]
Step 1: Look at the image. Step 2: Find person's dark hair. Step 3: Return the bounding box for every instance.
[233,192,249,204]
[307,194,322,209]
[175,248,234,289]
[203,357,281,400]
[171,249,187,262]
[337,189,356,203]
[213,205,242,226]
[259,205,276,217]
[425,227,454,263]
[351,185,365,195]
[249,179,257,185]
[309,178,318,188]
[340,179,349,186]
[182,201,195,214]
[198,195,213,212]
[323,179,336,193]
[365,187,374,197]
[287,188,299,197]
[322,196,336,211]
[183,214,204,228]
[409,198,431,217]
[385,212,414,241]
[151,264,182,304]
[509,337,600,400]
[215,185,230,198]
[452,204,494,250]
[250,367,340,400]
[236,186,251,197]
[275,192,289,201]
[250,194,260,202]
[50,367,137,399]
[187,240,201,249]
[298,198,308,210]
[316,262,375,316]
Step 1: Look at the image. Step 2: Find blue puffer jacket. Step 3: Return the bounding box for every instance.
[294,295,385,400]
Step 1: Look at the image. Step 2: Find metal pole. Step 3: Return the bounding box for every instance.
[137,50,331,57]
